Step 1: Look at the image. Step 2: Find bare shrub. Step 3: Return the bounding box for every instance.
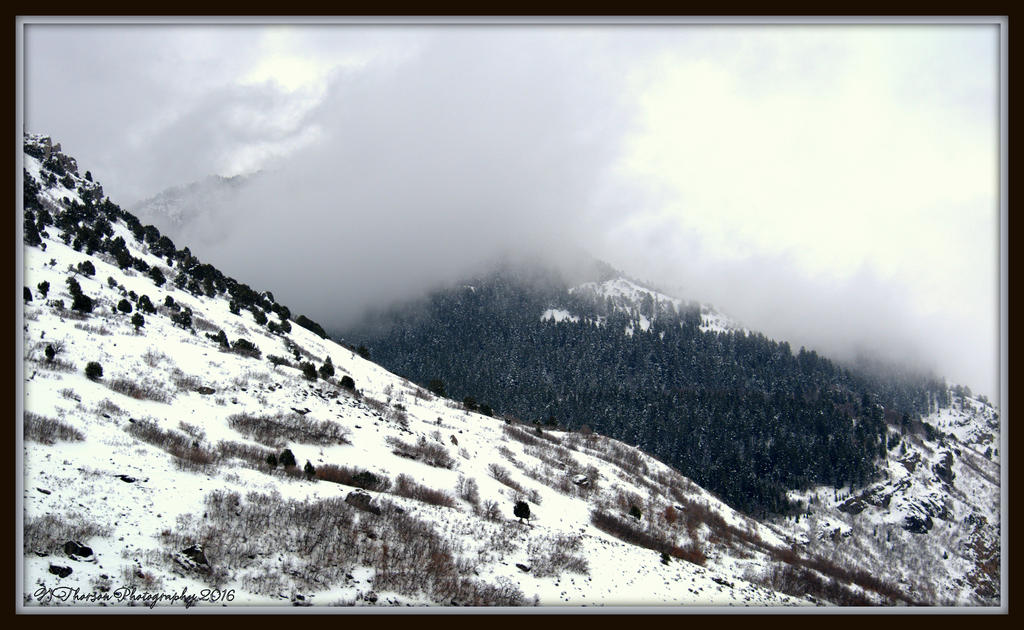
[488,463,523,492]
[163,490,524,605]
[315,464,391,491]
[191,315,219,333]
[285,338,317,360]
[24,512,110,555]
[227,412,351,447]
[487,464,542,504]
[216,440,277,469]
[125,418,218,471]
[364,396,388,417]
[170,369,202,393]
[456,475,480,506]
[478,500,502,522]
[142,348,170,368]
[497,445,518,463]
[24,411,84,444]
[386,435,454,469]
[393,474,457,508]
[524,443,578,471]
[74,322,112,335]
[178,421,206,442]
[593,438,649,477]
[96,398,123,415]
[38,356,75,372]
[757,563,874,606]
[528,533,589,577]
[502,424,542,447]
[59,387,80,401]
[107,377,172,403]
[590,509,704,566]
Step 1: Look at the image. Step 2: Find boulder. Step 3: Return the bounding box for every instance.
[174,544,211,572]
[571,474,589,487]
[48,564,72,578]
[345,490,381,515]
[64,540,94,559]
[837,497,867,515]
[195,386,216,395]
[903,514,934,534]
[933,451,956,485]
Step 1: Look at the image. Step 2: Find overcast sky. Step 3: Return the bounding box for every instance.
[22,20,1002,399]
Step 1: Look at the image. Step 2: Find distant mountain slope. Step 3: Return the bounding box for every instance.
[343,266,958,517]
[20,135,999,607]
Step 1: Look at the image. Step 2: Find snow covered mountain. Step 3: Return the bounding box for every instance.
[20,135,1001,608]
[127,171,260,253]
[547,276,743,336]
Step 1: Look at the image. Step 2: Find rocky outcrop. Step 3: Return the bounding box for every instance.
[933,451,956,485]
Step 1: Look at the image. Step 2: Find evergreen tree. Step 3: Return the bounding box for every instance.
[71,292,94,313]
[428,379,446,397]
[279,449,296,468]
[117,299,133,314]
[131,313,145,331]
[319,356,335,380]
[138,295,156,314]
[36,281,49,298]
[85,361,103,380]
[513,500,531,523]
[149,267,166,287]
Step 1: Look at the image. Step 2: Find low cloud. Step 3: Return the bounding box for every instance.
[24,24,1000,399]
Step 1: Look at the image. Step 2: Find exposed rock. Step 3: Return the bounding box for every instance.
[515,563,532,573]
[36,487,51,495]
[903,514,934,534]
[174,544,211,572]
[344,490,381,515]
[116,474,136,483]
[182,545,209,566]
[195,386,216,395]
[64,540,94,559]
[572,474,590,487]
[933,451,956,485]
[837,497,867,515]
[48,564,72,578]
[899,452,920,474]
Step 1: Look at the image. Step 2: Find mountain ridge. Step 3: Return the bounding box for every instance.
[20,134,1000,608]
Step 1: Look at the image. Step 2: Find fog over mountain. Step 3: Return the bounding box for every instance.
[23,22,1001,398]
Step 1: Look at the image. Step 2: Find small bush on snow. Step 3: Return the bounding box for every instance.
[227,412,351,447]
[85,361,103,380]
[24,411,84,444]
[23,513,110,555]
[107,376,172,403]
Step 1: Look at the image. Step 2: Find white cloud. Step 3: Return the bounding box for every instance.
[21,22,1001,398]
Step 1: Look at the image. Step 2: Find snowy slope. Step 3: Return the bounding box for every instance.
[20,135,1000,609]
[20,136,811,609]
[561,277,744,335]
